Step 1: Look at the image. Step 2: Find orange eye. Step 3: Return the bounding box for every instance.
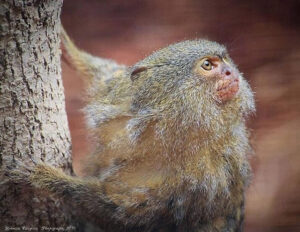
[201,59,213,71]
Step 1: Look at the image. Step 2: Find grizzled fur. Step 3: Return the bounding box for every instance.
[29,29,255,232]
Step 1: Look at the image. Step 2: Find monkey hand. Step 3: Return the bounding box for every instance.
[0,155,40,186]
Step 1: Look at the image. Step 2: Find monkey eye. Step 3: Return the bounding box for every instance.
[201,59,213,71]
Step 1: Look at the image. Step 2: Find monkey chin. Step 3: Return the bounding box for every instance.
[215,77,239,103]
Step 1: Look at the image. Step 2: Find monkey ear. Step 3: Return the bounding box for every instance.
[130,66,148,81]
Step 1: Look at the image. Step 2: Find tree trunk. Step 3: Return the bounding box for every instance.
[0,0,74,230]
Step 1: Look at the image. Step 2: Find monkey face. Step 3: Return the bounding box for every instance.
[194,56,240,103]
[130,40,255,122]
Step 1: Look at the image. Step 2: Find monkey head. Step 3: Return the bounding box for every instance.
[129,40,255,136]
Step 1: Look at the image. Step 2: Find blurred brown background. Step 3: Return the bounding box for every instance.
[61,1,300,231]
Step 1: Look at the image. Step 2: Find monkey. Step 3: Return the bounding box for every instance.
[11,27,256,232]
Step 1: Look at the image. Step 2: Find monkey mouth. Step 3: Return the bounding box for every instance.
[215,78,239,103]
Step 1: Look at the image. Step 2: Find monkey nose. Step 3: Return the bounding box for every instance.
[222,67,232,76]
[225,69,231,76]
[222,66,239,81]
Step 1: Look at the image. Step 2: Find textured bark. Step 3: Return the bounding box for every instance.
[0,0,73,229]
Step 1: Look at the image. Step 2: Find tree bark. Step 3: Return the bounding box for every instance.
[0,0,74,230]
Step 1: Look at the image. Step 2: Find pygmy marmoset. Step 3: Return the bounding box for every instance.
[24,28,255,232]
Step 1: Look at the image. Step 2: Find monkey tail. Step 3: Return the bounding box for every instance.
[60,26,92,82]
[60,26,126,85]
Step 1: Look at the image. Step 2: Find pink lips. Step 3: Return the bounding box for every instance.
[215,77,239,103]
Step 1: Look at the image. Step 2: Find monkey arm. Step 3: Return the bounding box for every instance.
[30,163,166,230]
[60,26,126,84]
